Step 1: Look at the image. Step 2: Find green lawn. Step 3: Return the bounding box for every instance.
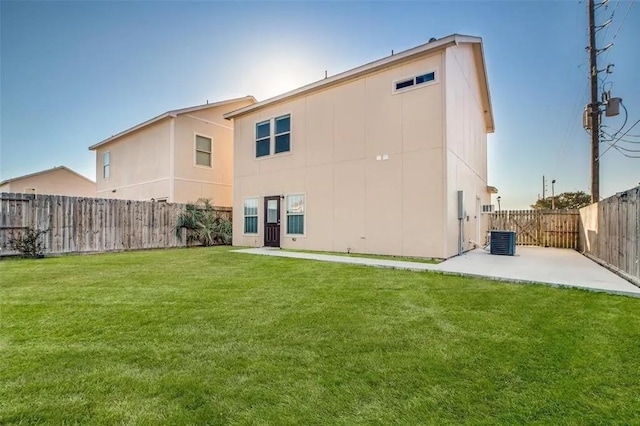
[1,247,639,424]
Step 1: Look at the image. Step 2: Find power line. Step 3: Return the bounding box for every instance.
[602,138,640,151]
[598,118,640,159]
[610,0,635,43]
[552,81,590,176]
[612,146,640,158]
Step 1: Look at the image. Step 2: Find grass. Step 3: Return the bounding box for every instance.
[1,247,639,424]
[282,248,441,264]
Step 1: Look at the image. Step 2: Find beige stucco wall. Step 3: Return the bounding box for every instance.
[173,99,253,206]
[233,51,449,258]
[94,99,253,205]
[95,118,172,201]
[0,168,96,197]
[444,44,491,258]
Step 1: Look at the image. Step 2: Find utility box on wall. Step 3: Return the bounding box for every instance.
[490,231,516,256]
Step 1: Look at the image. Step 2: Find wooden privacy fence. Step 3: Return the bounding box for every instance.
[579,186,639,283]
[0,193,233,256]
[490,209,580,249]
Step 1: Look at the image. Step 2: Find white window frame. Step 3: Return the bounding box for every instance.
[255,120,271,159]
[194,133,213,168]
[392,69,438,94]
[243,197,259,235]
[102,151,110,179]
[255,113,292,159]
[285,193,306,237]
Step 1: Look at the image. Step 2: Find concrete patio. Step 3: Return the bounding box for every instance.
[234,246,640,297]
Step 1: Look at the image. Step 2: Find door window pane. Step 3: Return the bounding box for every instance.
[267,199,278,223]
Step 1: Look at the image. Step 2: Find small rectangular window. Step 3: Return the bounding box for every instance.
[394,70,437,93]
[416,72,435,85]
[103,152,110,179]
[256,121,270,157]
[274,114,291,154]
[482,204,495,213]
[395,79,414,90]
[195,135,212,167]
[286,194,305,235]
[244,198,259,233]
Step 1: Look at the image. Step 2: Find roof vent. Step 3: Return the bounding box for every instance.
[429,37,437,42]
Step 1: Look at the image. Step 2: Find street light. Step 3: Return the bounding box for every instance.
[497,196,501,213]
[552,179,556,209]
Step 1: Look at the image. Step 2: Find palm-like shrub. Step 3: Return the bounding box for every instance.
[175,199,232,246]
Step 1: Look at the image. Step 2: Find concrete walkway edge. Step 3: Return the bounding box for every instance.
[233,247,640,298]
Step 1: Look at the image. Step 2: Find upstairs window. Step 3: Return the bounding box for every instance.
[103,152,110,179]
[195,135,212,167]
[394,70,437,93]
[274,115,291,153]
[415,72,435,85]
[255,114,291,158]
[256,121,270,157]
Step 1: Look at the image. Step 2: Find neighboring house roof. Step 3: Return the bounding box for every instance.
[0,166,95,186]
[88,96,257,150]
[223,34,494,132]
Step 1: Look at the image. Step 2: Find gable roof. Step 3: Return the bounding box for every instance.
[89,96,257,150]
[223,34,494,132]
[0,166,95,186]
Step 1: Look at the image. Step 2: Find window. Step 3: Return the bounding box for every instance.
[244,198,258,234]
[255,114,291,158]
[103,152,110,179]
[482,204,495,213]
[415,72,435,85]
[256,121,270,158]
[395,78,414,90]
[195,135,212,167]
[274,115,291,153]
[286,194,305,235]
[394,70,437,93]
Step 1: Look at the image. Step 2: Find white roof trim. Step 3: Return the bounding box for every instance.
[89,96,256,150]
[0,166,95,186]
[224,34,490,125]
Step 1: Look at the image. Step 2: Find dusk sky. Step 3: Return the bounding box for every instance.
[1,0,638,209]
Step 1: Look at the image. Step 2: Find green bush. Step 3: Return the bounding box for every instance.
[8,227,48,258]
[175,199,232,246]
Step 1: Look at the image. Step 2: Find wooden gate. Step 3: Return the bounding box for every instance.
[490,210,580,249]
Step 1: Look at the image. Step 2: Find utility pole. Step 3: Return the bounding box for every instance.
[551,179,556,209]
[588,0,600,203]
[542,175,546,200]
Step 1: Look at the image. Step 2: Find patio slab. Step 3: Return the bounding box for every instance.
[233,247,640,297]
[435,246,640,297]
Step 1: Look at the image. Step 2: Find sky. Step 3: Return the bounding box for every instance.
[1,0,639,209]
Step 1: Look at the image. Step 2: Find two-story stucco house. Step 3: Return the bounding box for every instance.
[224,34,496,259]
[89,96,255,205]
[0,166,96,197]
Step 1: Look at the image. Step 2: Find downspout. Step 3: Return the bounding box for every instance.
[169,115,176,202]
